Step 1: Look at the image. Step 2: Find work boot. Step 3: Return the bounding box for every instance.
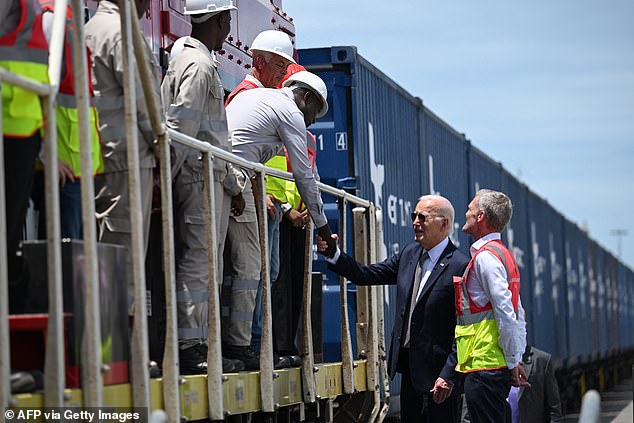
[223,345,260,370]
[179,344,245,374]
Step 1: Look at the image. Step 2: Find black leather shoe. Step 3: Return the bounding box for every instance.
[274,355,292,369]
[223,345,260,370]
[179,344,208,375]
[180,344,245,374]
[288,355,302,367]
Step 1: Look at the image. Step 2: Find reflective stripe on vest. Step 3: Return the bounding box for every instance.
[0,0,48,137]
[453,239,521,373]
[56,94,104,176]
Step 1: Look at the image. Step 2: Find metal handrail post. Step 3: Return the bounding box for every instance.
[202,152,224,420]
[42,1,68,406]
[366,205,381,422]
[374,208,390,422]
[42,92,65,409]
[68,0,102,409]
[257,171,275,413]
[120,0,150,409]
[300,221,316,404]
[339,199,354,394]
[48,0,68,92]
[352,207,369,358]
[0,82,10,412]
[127,3,180,420]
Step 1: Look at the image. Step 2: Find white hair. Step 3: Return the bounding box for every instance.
[417,194,455,231]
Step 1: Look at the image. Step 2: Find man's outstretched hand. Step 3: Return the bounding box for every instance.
[316,225,338,258]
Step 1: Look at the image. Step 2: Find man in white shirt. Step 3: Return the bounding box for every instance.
[161,0,245,374]
[451,189,530,423]
[222,70,336,369]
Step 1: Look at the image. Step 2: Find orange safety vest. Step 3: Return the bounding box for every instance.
[224,78,258,107]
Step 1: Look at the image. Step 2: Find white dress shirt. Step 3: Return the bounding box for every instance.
[468,233,527,369]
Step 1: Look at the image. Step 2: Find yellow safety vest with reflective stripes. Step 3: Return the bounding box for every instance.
[453,240,521,373]
[265,153,289,203]
[39,2,103,176]
[0,0,49,138]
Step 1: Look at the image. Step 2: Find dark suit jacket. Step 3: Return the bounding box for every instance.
[330,240,469,393]
[518,346,563,423]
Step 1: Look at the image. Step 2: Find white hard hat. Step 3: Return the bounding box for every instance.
[282,71,328,118]
[184,0,236,16]
[250,30,296,64]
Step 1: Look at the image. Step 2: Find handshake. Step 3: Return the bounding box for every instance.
[316,225,339,258]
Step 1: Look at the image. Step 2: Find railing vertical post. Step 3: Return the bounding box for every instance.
[68,0,102,409]
[41,0,68,409]
[301,221,316,404]
[352,208,369,358]
[119,0,150,409]
[0,82,10,412]
[127,3,181,420]
[374,208,390,422]
[366,205,381,422]
[257,171,275,413]
[202,152,224,420]
[339,199,354,394]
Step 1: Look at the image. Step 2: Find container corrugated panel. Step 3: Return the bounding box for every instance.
[501,170,533,345]
[587,239,604,357]
[563,220,593,363]
[605,253,620,353]
[468,145,502,198]
[526,191,558,356]
[421,106,470,250]
[618,264,634,349]
[544,201,567,361]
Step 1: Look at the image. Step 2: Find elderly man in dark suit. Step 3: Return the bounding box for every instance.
[317,195,469,422]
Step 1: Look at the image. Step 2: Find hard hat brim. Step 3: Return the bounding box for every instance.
[250,48,296,64]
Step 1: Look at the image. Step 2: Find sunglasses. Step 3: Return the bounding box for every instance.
[410,212,443,223]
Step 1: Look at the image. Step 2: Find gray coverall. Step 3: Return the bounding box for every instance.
[224,87,328,347]
[161,36,242,346]
[85,0,159,309]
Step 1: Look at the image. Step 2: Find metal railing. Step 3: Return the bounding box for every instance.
[0,1,388,422]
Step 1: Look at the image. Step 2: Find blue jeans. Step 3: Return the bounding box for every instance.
[59,179,83,239]
[251,202,281,351]
[34,174,83,240]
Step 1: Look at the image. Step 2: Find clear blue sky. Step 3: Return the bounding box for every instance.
[285,0,634,269]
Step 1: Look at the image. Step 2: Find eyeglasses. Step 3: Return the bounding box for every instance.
[410,212,443,223]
